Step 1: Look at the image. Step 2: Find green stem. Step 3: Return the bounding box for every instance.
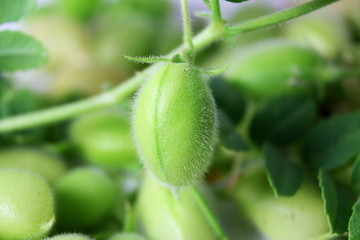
[190,186,228,240]
[226,0,340,37]
[0,72,146,133]
[210,0,223,26]
[123,201,137,233]
[0,0,338,133]
[180,0,194,59]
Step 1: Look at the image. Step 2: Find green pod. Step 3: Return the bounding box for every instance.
[133,63,217,187]
[284,14,350,59]
[136,174,225,240]
[45,234,93,240]
[233,167,329,240]
[0,148,66,183]
[0,169,55,240]
[70,110,139,170]
[54,167,116,231]
[225,39,328,99]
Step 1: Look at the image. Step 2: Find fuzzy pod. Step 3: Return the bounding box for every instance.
[0,148,66,184]
[54,167,116,231]
[225,39,329,99]
[136,174,224,240]
[0,169,55,240]
[70,110,140,170]
[234,167,329,240]
[133,63,217,187]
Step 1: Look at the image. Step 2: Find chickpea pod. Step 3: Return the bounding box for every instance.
[0,169,55,240]
[133,62,217,187]
[234,167,329,240]
[136,174,223,240]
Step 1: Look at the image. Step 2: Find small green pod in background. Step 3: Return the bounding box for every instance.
[0,148,66,183]
[133,63,217,187]
[225,39,329,99]
[233,167,329,240]
[54,167,116,231]
[0,169,55,240]
[283,14,350,59]
[45,233,93,240]
[70,110,140,170]
[136,174,226,240]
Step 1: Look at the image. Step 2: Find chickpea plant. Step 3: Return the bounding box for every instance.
[0,0,359,240]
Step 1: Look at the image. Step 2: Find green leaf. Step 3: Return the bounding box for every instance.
[0,31,48,71]
[303,111,360,170]
[263,144,303,197]
[218,110,248,151]
[209,76,246,124]
[349,198,360,240]
[0,88,40,118]
[319,170,353,234]
[0,0,36,24]
[250,95,316,146]
[352,155,360,185]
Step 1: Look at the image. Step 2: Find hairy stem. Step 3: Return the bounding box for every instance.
[210,0,223,25]
[0,0,338,133]
[181,0,194,59]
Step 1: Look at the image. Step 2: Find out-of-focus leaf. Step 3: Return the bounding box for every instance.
[303,111,360,170]
[349,198,360,240]
[0,31,48,71]
[319,170,353,234]
[218,110,248,151]
[352,155,360,185]
[0,88,40,120]
[59,0,100,21]
[209,76,246,124]
[250,95,316,146]
[0,0,36,24]
[264,144,303,197]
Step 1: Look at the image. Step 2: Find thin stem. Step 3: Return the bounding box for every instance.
[180,0,194,58]
[0,74,145,133]
[210,0,223,25]
[190,186,228,240]
[226,0,340,37]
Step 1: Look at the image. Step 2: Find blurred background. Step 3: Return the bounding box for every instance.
[0,1,359,239]
[1,0,358,104]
